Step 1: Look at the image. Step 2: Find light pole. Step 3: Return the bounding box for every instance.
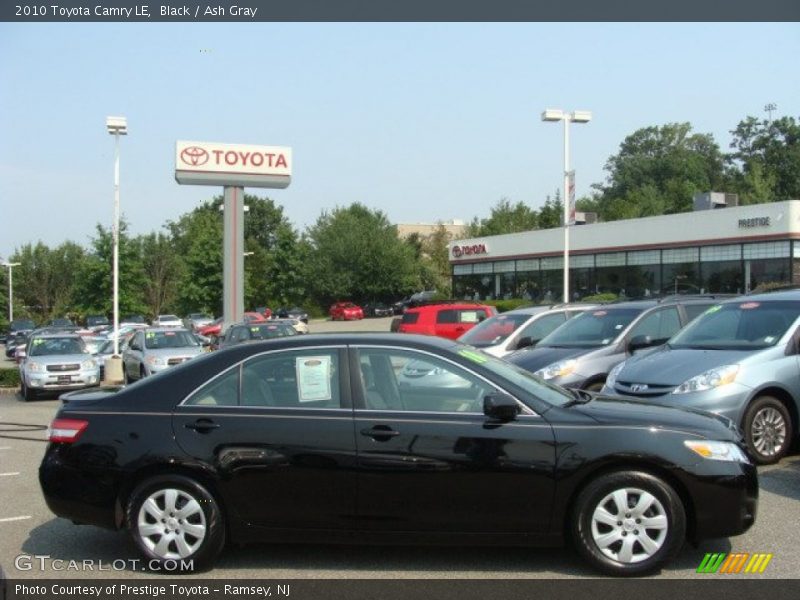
[106,116,127,368]
[542,108,592,304]
[1,261,21,321]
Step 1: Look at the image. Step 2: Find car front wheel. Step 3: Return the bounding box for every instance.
[126,475,225,572]
[572,471,685,576]
[743,395,792,465]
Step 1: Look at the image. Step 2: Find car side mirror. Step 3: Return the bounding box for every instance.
[514,336,539,350]
[628,334,653,353]
[483,393,520,421]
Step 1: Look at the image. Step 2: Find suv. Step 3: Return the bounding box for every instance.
[507,296,727,391]
[458,304,597,357]
[393,290,437,314]
[602,290,800,464]
[398,302,496,340]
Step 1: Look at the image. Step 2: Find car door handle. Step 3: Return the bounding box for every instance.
[360,426,400,440]
[185,419,220,433]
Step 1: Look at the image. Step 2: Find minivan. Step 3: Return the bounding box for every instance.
[602,289,800,464]
[506,296,727,391]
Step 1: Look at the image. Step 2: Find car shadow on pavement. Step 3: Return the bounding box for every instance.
[19,517,736,579]
[758,454,800,502]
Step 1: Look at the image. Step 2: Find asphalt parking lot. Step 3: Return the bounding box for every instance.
[1,317,798,579]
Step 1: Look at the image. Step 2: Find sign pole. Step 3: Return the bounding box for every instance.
[223,185,245,330]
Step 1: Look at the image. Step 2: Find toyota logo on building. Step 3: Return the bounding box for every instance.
[452,246,463,258]
[180,146,209,166]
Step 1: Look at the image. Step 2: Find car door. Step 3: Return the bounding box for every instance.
[172,345,358,531]
[351,345,555,535]
[123,331,144,378]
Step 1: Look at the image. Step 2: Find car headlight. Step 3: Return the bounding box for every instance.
[146,355,165,366]
[605,361,626,389]
[684,440,749,463]
[673,365,739,394]
[26,361,45,373]
[81,359,96,370]
[534,359,577,380]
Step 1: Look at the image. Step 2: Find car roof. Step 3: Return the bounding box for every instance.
[30,332,81,339]
[407,302,492,312]
[141,326,191,333]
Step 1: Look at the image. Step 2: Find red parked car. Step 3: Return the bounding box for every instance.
[243,312,268,323]
[197,317,224,337]
[397,302,496,340]
[329,302,364,321]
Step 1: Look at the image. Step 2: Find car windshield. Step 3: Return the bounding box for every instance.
[670,300,800,350]
[159,315,179,321]
[229,323,296,342]
[144,330,199,349]
[11,319,35,330]
[28,336,87,356]
[459,313,532,346]
[538,307,643,348]
[455,344,574,408]
[87,316,109,325]
[190,313,209,320]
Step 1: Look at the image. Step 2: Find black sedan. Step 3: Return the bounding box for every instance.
[213,321,297,350]
[363,302,395,318]
[39,334,756,576]
[275,306,309,323]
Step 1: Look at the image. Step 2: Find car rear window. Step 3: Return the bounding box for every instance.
[401,312,420,324]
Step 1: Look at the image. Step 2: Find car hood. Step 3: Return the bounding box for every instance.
[25,353,94,366]
[570,394,739,441]
[507,345,598,372]
[620,346,756,386]
[143,347,203,358]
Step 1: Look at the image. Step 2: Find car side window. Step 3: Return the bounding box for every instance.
[241,349,341,409]
[684,303,714,323]
[629,307,681,340]
[517,313,566,342]
[436,309,458,324]
[356,348,495,413]
[184,366,240,407]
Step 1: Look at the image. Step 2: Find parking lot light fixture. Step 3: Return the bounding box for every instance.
[106,116,127,357]
[1,261,22,321]
[541,108,592,304]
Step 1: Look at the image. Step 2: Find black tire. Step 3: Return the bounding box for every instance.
[126,475,225,572]
[742,395,793,465]
[21,380,36,402]
[572,470,686,576]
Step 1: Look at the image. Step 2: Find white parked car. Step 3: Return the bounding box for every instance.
[151,314,183,328]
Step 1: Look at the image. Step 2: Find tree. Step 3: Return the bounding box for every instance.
[72,222,148,318]
[593,122,725,220]
[421,223,455,296]
[727,115,800,202]
[11,241,87,322]
[537,192,564,229]
[466,198,540,237]
[137,232,184,317]
[305,203,420,304]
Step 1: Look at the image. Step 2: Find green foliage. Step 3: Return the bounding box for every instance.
[0,369,21,388]
[580,293,619,303]
[466,198,540,237]
[71,222,149,318]
[305,203,420,304]
[593,123,725,220]
[537,192,563,229]
[482,299,535,313]
[727,115,800,202]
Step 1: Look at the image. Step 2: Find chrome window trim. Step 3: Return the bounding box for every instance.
[178,344,347,408]
[352,344,538,417]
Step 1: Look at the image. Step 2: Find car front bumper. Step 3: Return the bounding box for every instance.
[25,369,101,391]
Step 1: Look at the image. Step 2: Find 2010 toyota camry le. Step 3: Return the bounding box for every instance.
[39,334,757,576]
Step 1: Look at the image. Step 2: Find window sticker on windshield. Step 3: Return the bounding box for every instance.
[704,305,722,315]
[593,311,607,317]
[459,349,488,363]
[165,331,176,336]
[146,332,155,338]
[460,311,479,323]
[602,338,611,344]
[296,356,332,402]
[251,327,260,332]
[32,339,44,346]
[614,324,624,330]
[764,336,776,344]
[740,302,760,310]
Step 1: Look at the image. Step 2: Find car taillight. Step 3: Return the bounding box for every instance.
[48,418,89,443]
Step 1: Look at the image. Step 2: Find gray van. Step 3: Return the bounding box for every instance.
[602,289,800,464]
[506,296,725,391]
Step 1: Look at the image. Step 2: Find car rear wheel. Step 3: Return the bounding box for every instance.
[743,395,792,465]
[126,475,225,572]
[572,471,685,576]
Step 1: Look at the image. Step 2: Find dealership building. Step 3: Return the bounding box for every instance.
[448,197,800,302]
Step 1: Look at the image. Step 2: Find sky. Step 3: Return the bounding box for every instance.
[1,22,799,260]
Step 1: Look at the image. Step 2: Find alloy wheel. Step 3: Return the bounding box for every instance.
[137,488,207,560]
[751,406,787,459]
[590,487,668,564]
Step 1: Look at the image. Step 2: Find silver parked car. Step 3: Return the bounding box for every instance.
[122,327,204,382]
[19,333,100,401]
[602,290,800,464]
[457,304,596,357]
[183,312,214,332]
